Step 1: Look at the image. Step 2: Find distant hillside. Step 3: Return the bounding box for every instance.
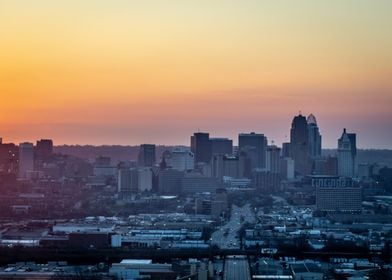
[54,145,173,164]
[323,149,392,167]
[55,146,392,168]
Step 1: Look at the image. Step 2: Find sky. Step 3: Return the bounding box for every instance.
[0,0,391,148]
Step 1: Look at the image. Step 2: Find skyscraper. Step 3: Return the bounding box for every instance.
[266,145,281,173]
[210,138,233,155]
[18,142,34,179]
[290,114,311,176]
[338,128,357,177]
[191,132,211,164]
[238,132,267,170]
[307,114,322,159]
[118,168,138,193]
[35,139,53,159]
[162,147,195,171]
[138,144,156,167]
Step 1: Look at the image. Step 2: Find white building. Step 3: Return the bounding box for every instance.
[110,259,173,280]
[338,128,357,177]
[18,142,34,179]
[266,145,281,173]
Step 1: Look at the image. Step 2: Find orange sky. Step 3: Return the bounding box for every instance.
[0,1,391,147]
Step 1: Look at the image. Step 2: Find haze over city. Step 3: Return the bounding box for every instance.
[1,1,391,148]
[1,1,392,279]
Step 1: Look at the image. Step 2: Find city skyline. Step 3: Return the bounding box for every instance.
[1,1,391,148]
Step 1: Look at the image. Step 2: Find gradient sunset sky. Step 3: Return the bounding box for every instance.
[1,1,391,148]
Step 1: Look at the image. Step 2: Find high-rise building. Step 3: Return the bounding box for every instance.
[191,132,211,163]
[18,142,34,179]
[158,169,184,194]
[279,157,295,180]
[238,132,267,170]
[162,147,194,171]
[281,142,291,158]
[307,114,322,159]
[0,141,18,173]
[211,154,242,178]
[138,167,153,192]
[252,168,281,193]
[35,139,53,159]
[138,144,156,167]
[325,156,338,176]
[290,114,311,176]
[266,145,281,173]
[338,128,357,177]
[210,138,233,155]
[118,168,138,193]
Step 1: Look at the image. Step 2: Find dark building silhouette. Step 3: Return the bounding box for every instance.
[210,138,233,155]
[0,141,18,173]
[138,144,156,167]
[325,156,338,176]
[211,154,244,178]
[18,142,34,179]
[158,169,184,194]
[252,168,281,193]
[238,132,267,170]
[281,142,291,158]
[307,114,322,159]
[191,132,211,163]
[290,114,311,176]
[35,139,53,159]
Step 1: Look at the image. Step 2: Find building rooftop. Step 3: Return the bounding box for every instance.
[120,259,152,265]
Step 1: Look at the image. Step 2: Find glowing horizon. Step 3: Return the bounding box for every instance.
[0,1,391,148]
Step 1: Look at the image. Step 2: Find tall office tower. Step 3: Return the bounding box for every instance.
[281,142,291,158]
[279,157,295,180]
[338,128,357,177]
[18,142,34,179]
[35,139,53,159]
[158,169,184,194]
[117,168,138,193]
[210,138,233,155]
[138,144,156,167]
[138,167,153,192]
[211,154,241,178]
[191,132,211,163]
[266,145,281,173]
[307,114,322,158]
[290,114,311,176]
[0,141,18,174]
[238,132,267,170]
[162,147,195,171]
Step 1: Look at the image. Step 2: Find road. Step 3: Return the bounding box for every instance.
[211,204,256,249]
[224,255,251,280]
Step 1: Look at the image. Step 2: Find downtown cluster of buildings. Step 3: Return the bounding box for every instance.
[0,114,391,279]
[0,113,387,216]
[111,113,362,213]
